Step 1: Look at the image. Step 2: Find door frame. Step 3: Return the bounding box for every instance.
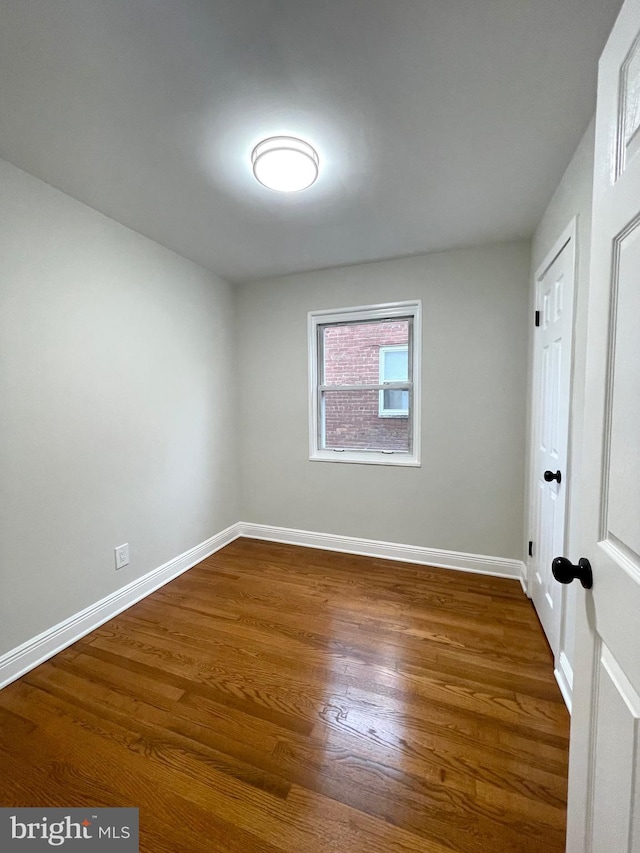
[525,216,578,709]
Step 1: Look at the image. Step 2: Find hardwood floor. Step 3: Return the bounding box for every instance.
[0,538,569,852]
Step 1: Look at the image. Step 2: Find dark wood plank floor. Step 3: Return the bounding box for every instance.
[0,538,569,853]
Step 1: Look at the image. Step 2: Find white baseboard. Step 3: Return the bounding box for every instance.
[237,522,526,581]
[0,521,527,691]
[519,567,529,596]
[554,650,574,714]
[0,523,242,690]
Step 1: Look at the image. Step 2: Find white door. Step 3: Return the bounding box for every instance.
[530,230,575,656]
[566,0,640,850]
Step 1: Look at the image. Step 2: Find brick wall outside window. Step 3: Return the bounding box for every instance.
[322,321,409,451]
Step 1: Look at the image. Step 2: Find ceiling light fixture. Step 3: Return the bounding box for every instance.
[251,136,319,192]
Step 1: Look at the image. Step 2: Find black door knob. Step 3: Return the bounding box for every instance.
[552,556,593,589]
[544,469,562,483]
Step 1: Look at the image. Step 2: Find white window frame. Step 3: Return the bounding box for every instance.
[378,345,409,418]
[308,300,421,466]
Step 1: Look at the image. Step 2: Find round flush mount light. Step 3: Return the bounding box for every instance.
[251,136,319,192]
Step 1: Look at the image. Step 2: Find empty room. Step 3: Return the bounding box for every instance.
[1,1,639,852]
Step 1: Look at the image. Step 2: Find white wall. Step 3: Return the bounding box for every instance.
[0,159,238,656]
[237,242,530,560]
[527,118,596,679]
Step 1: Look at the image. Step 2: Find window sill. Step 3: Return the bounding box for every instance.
[309,451,421,467]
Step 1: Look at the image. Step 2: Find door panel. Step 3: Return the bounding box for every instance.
[590,642,640,853]
[530,239,574,656]
[619,33,640,174]
[606,222,640,555]
[566,1,640,850]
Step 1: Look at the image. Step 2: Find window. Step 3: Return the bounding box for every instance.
[308,301,421,466]
[379,345,409,417]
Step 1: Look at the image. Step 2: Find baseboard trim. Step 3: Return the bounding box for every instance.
[554,650,574,714]
[237,522,525,581]
[0,523,242,690]
[519,568,529,596]
[1,521,527,691]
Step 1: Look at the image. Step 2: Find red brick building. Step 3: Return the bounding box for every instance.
[322,320,409,451]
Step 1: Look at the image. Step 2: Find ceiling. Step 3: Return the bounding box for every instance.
[0,0,624,283]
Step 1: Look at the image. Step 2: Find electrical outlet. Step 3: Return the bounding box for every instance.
[114,543,129,570]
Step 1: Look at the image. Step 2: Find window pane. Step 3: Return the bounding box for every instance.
[321,390,410,452]
[382,389,409,411]
[322,319,410,385]
[382,349,408,382]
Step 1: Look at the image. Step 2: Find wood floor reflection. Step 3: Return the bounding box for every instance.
[0,538,569,852]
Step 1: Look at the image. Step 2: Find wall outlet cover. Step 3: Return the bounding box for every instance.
[114,543,130,570]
